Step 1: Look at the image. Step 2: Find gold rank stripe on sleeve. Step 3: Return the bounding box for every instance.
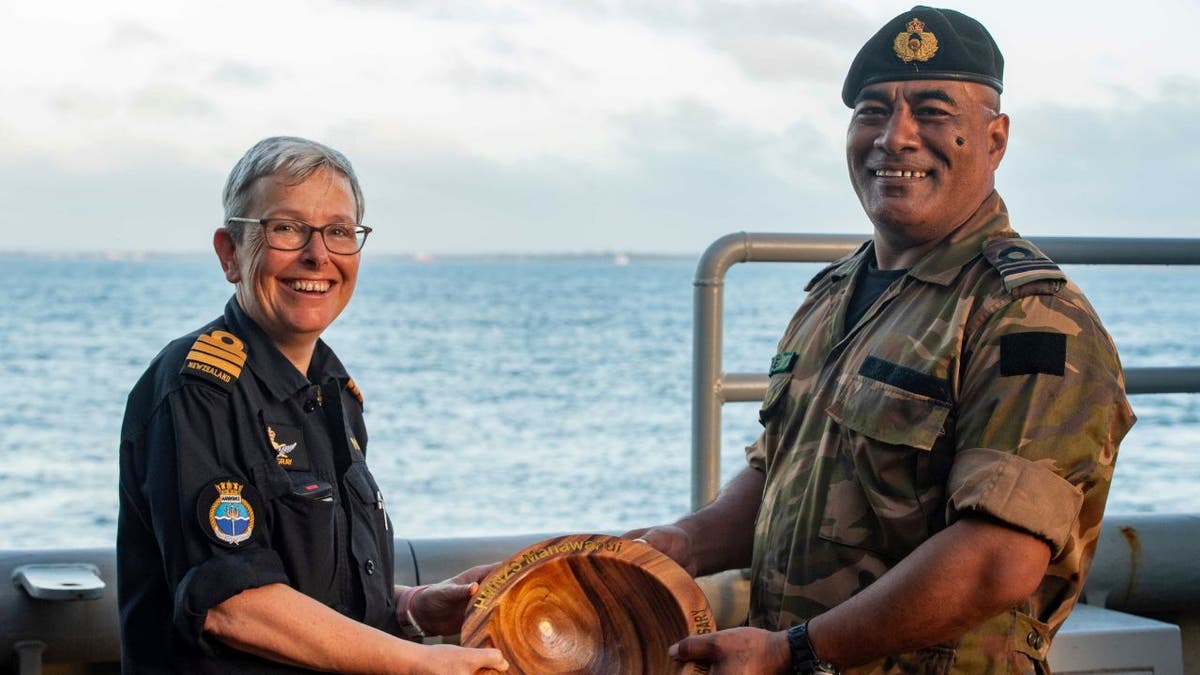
[183,330,247,385]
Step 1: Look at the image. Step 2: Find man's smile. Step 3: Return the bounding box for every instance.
[874,169,928,178]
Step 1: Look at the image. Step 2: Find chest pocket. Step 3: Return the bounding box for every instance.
[250,461,341,603]
[759,371,793,425]
[343,462,396,630]
[819,359,953,559]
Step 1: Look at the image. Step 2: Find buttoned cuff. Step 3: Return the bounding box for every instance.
[173,548,290,654]
[947,447,1084,559]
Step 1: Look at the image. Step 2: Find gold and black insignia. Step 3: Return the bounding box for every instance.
[265,423,308,471]
[982,238,1066,294]
[346,378,364,405]
[893,17,939,63]
[182,329,246,389]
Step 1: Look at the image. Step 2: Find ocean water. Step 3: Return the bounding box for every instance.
[1,255,1197,549]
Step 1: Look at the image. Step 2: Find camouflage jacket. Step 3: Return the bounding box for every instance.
[746,193,1135,673]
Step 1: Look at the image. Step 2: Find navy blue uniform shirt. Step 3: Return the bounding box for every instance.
[117,298,395,673]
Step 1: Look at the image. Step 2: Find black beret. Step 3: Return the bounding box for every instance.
[842,6,1003,107]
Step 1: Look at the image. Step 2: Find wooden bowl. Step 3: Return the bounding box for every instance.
[461,534,715,675]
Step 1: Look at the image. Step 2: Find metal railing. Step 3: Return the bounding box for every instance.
[691,233,1200,510]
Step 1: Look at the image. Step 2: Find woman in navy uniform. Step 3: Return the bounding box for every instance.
[118,136,508,674]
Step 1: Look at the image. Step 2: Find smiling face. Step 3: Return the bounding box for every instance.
[847,79,1009,266]
[215,167,360,357]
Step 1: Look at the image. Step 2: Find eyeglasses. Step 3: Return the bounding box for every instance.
[227,217,372,255]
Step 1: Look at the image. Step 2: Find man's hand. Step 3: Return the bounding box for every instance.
[415,643,508,674]
[623,524,697,576]
[408,563,498,637]
[669,627,791,675]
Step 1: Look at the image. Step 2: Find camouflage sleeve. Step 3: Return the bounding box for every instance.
[948,287,1135,559]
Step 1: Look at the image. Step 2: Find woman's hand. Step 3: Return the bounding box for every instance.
[414,643,508,674]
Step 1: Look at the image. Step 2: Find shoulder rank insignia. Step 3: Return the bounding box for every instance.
[182,330,246,389]
[982,238,1066,294]
[196,478,262,547]
[346,378,364,405]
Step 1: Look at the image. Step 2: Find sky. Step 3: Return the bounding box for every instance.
[1,0,1197,255]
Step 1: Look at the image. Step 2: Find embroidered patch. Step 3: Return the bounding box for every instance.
[859,356,950,401]
[266,423,307,471]
[769,352,799,376]
[1000,332,1066,377]
[181,329,247,389]
[196,479,262,547]
[982,238,1066,294]
[893,17,939,63]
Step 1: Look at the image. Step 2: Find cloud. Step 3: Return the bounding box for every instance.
[5,79,1196,255]
[106,20,166,49]
[0,155,222,254]
[130,83,216,119]
[594,0,872,83]
[338,99,859,254]
[211,62,273,87]
[1001,81,1200,235]
[442,55,544,92]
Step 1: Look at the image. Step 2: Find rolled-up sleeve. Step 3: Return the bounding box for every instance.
[949,289,1135,560]
[947,448,1083,557]
[142,384,291,651]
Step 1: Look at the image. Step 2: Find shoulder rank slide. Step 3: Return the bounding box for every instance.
[346,378,364,405]
[181,330,246,389]
[982,237,1066,294]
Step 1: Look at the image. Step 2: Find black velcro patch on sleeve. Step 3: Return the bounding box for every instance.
[859,356,950,401]
[1000,332,1066,377]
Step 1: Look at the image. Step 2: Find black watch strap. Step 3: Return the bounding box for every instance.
[787,622,839,675]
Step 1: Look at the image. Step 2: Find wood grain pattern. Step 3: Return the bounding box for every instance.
[462,534,715,675]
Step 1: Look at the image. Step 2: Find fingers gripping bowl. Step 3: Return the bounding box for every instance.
[461,534,715,674]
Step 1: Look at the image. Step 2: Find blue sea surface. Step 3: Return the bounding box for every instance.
[1,254,1197,549]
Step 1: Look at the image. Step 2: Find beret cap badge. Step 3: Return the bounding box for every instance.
[841,7,1003,107]
[893,17,939,63]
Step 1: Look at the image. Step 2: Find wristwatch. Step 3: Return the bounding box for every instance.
[787,622,839,675]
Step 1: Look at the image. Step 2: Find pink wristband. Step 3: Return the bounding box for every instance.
[397,584,429,639]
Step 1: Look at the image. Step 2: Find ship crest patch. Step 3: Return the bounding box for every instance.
[197,479,261,547]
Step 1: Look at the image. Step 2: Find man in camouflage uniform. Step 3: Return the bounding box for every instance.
[637,7,1135,674]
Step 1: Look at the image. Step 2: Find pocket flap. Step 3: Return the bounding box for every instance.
[759,371,793,425]
[826,371,950,450]
[344,463,381,505]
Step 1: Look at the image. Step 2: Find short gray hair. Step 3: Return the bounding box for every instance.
[222,136,365,240]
